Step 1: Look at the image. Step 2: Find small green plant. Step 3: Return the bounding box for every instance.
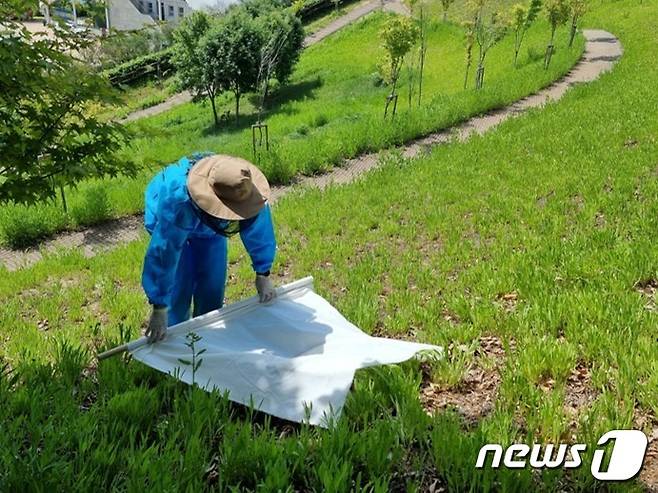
[378,16,420,117]
[471,1,507,89]
[508,0,542,67]
[568,0,587,47]
[177,331,206,387]
[544,0,570,68]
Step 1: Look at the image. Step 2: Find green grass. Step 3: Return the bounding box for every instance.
[0,10,582,248]
[97,77,180,121]
[1,0,657,489]
[304,0,369,34]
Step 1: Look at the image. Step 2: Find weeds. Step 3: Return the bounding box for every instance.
[0,0,656,490]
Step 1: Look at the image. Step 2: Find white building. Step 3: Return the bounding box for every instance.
[40,0,232,32]
[106,0,191,31]
[107,0,232,30]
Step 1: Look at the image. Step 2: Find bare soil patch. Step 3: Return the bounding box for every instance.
[420,335,507,425]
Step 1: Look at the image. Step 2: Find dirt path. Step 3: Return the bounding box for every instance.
[0,30,622,271]
[120,0,392,124]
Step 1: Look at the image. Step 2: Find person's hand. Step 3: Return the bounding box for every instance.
[145,305,167,343]
[255,274,276,304]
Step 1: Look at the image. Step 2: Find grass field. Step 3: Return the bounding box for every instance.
[0,10,582,248]
[3,0,657,489]
[97,76,180,121]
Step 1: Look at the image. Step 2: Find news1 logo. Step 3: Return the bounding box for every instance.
[476,430,649,481]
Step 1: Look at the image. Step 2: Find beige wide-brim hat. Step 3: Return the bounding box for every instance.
[187,154,271,221]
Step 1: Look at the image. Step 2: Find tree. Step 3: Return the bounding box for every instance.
[463,20,476,89]
[568,0,587,47]
[471,1,507,89]
[203,10,263,125]
[171,11,222,125]
[0,0,134,207]
[508,0,541,67]
[257,8,305,86]
[544,0,570,68]
[378,17,419,117]
[440,0,455,21]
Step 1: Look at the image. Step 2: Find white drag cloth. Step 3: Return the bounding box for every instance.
[130,277,441,426]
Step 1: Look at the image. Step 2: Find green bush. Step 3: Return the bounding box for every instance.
[103,48,174,87]
[70,185,114,227]
[0,203,68,248]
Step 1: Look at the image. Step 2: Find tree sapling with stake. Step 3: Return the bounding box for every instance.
[508,0,542,67]
[568,0,587,47]
[544,0,570,69]
[472,1,507,90]
[378,17,419,118]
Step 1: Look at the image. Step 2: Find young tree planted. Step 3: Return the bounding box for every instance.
[252,10,303,154]
[472,2,507,89]
[440,0,455,21]
[544,0,570,69]
[257,8,305,90]
[202,11,263,125]
[378,16,419,118]
[568,0,587,47]
[404,0,428,106]
[463,20,475,89]
[171,11,221,125]
[0,0,134,206]
[508,0,542,67]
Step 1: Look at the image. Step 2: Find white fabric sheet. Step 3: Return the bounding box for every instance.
[130,277,441,426]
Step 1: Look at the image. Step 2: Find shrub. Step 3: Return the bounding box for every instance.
[70,185,114,227]
[103,48,174,87]
[0,204,68,248]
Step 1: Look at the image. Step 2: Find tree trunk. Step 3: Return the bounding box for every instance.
[209,91,219,127]
[569,17,578,47]
[59,185,68,214]
[235,91,241,125]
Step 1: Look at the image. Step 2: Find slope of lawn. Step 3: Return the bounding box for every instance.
[0,10,583,248]
[1,0,656,490]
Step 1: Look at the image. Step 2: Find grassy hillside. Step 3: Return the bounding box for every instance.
[1,0,657,490]
[0,9,582,247]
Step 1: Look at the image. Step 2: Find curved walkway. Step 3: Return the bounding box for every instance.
[120,0,397,124]
[0,30,622,271]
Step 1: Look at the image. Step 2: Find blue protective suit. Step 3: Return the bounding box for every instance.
[142,154,276,326]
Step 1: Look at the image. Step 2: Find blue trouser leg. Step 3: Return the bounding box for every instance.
[191,235,228,317]
[168,240,195,326]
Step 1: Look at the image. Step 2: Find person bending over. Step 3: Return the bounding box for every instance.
[141,153,277,343]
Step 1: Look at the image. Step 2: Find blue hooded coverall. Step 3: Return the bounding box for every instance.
[142,154,276,326]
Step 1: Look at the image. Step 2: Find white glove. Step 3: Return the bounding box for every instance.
[255,274,276,304]
[145,306,168,343]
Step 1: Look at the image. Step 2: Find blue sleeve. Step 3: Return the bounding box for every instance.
[239,204,276,274]
[142,198,198,307]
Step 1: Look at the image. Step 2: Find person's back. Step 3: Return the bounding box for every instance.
[144,155,216,239]
[141,153,278,342]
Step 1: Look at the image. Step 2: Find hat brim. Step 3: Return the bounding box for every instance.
[187,155,271,221]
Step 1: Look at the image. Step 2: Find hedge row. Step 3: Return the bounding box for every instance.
[297,0,352,21]
[103,48,173,86]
